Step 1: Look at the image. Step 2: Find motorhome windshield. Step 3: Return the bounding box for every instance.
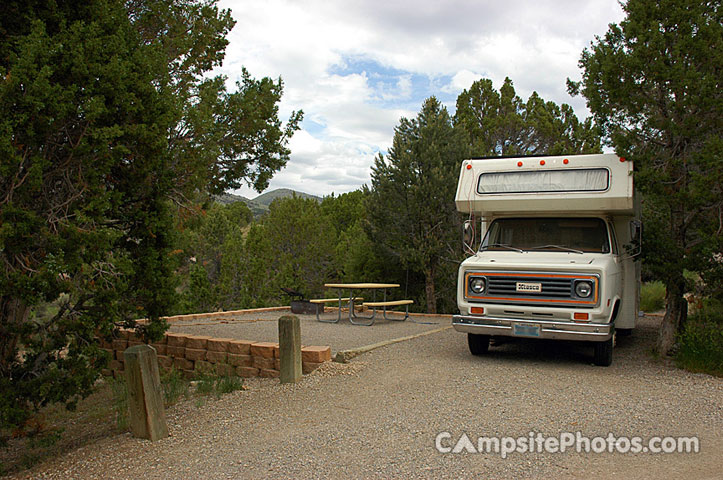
[481,218,611,253]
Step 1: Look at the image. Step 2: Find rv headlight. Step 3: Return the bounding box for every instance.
[469,277,486,294]
[575,281,593,298]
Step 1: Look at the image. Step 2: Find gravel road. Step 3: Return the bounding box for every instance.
[11,315,722,479]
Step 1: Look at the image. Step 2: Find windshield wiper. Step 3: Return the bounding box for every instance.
[480,243,524,253]
[528,245,584,254]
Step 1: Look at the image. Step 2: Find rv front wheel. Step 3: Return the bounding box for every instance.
[593,336,614,366]
[468,333,490,355]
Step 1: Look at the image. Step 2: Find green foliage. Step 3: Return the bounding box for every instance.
[1,0,300,438]
[455,77,601,156]
[193,371,243,399]
[676,299,723,377]
[181,263,217,314]
[173,199,253,313]
[217,228,247,309]
[241,196,337,304]
[173,194,351,311]
[1,0,171,435]
[214,374,244,396]
[569,0,722,352]
[195,373,216,396]
[321,191,382,283]
[640,281,666,312]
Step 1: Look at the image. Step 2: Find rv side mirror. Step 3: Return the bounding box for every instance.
[629,219,642,256]
[463,219,476,253]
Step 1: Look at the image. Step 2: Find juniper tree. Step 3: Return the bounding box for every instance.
[0,0,300,436]
[569,0,722,354]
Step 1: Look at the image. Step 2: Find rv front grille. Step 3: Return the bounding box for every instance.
[464,271,600,308]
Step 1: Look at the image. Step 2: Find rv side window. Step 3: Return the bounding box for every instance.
[481,218,611,253]
[608,222,619,255]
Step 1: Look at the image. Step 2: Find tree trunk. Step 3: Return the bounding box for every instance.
[656,276,688,356]
[656,206,689,356]
[0,296,28,375]
[424,266,437,314]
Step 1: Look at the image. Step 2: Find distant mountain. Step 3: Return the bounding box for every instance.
[214,189,321,218]
[214,193,250,205]
[252,188,321,206]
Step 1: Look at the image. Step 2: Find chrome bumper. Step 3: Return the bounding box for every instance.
[452,315,612,342]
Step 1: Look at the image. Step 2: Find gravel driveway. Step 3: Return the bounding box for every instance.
[11,315,722,479]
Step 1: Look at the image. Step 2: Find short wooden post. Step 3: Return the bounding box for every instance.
[123,344,168,441]
[278,315,302,384]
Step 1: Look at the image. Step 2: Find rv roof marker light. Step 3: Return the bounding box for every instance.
[466,164,472,170]
[563,158,569,164]
[540,160,546,166]
[517,161,523,167]
[620,157,626,162]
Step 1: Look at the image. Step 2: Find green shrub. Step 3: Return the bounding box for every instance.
[194,371,244,399]
[214,375,244,396]
[640,281,666,312]
[161,368,189,406]
[195,374,216,396]
[676,299,723,377]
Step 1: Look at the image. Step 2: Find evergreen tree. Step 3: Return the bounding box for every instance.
[0,0,300,436]
[569,0,722,354]
[368,97,469,313]
[241,197,337,305]
[455,77,601,156]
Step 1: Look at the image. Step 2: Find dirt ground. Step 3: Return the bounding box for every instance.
[6,314,722,479]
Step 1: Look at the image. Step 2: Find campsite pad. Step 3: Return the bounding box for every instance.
[167,309,452,354]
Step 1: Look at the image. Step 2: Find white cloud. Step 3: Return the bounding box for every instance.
[443,70,486,94]
[220,0,626,199]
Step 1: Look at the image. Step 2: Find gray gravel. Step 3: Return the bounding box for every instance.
[12,315,722,479]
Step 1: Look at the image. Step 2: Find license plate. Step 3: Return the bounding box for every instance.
[516,282,542,293]
[513,323,541,337]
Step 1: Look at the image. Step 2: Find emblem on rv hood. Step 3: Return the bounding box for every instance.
[516,282,542,292]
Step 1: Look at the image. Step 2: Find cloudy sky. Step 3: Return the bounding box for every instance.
[218,0,625,199]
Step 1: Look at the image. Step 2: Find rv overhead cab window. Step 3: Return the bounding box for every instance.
[477,168,610,194]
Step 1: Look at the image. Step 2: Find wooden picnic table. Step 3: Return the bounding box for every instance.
[313,283,411,326]
[324,283,400,289]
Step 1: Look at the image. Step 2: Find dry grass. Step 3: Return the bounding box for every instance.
[0,380,121,476]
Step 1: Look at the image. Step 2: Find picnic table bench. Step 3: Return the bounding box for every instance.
[311,283,414,326]
[362,299,413,322]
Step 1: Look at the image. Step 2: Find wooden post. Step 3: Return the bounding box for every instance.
[123,344,168,441]
[278,315,302,384]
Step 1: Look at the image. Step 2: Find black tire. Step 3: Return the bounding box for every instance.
[616,328,633,337]
[593,336,614,366]
[468,333,490,355]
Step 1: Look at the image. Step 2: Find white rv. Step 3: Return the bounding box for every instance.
[453,153,641,366]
